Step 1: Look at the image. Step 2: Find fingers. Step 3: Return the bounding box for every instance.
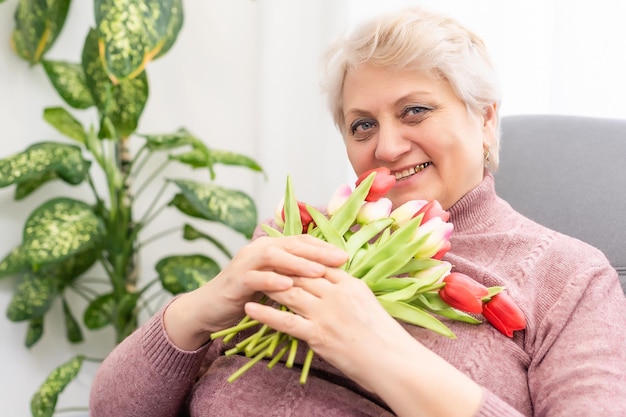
[244,235,348,277]
[244,301,313,341]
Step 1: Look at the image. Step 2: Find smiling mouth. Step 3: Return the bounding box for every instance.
[394,162,431,181]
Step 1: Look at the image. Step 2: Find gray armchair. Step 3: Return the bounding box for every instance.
[495,114,626,292]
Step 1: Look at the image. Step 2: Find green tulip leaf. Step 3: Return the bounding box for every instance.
[43,107,88,143]
[172,180,258,239]
[83,293,115,330]
[7,272,57,322]
[25,316,45,348]
[377,298,455,338]
[0,142,91,189]
[62,299,83,343]
[82,28,148,138]
[95,0,178,81]
[42,61,94,109]
[153,0,184,60]
[156,254,221,295]
[31,355,84,417]
[22,198,104,265]
[0,246,31,279]
[183,224,233,259]
[11,0,71,64]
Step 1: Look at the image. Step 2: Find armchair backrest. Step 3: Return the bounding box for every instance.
[495,114,626,292]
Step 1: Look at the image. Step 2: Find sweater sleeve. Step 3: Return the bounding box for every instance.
[473,257,626,417]
[89,301,212,417]
[526,261,626,417]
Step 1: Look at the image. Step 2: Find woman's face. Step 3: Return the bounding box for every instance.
[341,64,497,210]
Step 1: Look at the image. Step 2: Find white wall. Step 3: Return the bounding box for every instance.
[0,0,624,415]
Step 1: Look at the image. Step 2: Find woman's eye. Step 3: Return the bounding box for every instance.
[402,106,429,118]
[350,119,377,135]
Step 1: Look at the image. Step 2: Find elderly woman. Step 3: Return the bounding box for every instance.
[90,7,626,417]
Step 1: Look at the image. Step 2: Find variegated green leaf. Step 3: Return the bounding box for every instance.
[210,149,264,174]
[7,272,57,322]
[0,246,30,279]
[22,198,104,265]
[183,223,233,259]
[83,293,115,330]
[0,142,90,189]
[173,180,258,238]
[14,171,60,200]
[62,298,83,343]
[82,28,149,138]
[154,0,183,59]
[43,107,88,143]
[11,0,71,64]
[142,128,196,151]
[168,193,204,219]
[95,0,177,81]
[31,355,84,417]
[156,254,220,295]
[42,61,94,109]
[25,316,45,348]
[40,248,99,288]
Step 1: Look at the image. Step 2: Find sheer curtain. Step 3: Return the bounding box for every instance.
[0,0,624,415]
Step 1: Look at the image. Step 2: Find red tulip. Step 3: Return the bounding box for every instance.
[415,200,450,225]
[276,200,315,233]
[482,292,526,338]
[439,272,489,314]
[355,167,396,202]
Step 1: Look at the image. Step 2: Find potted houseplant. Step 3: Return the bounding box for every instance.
[0,0,263,415]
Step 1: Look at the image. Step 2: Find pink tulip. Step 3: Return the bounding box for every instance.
[483,292,526,338]
[390,200,428,229]
[415,200,450,225]
[355,167,396,202]
[439,272,489,314]
[327,183,353,216]
[356,198,393,225]
[273,197,285,228]
[411,261,452,283]
[412,218,454,260]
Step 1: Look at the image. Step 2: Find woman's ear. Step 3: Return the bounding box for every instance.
[482,103,498,147]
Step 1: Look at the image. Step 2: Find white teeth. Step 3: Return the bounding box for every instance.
[394,162,431,180]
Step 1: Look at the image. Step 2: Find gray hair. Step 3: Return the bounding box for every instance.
[321,7,502,170]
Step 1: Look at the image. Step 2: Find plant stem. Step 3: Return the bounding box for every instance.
[138,226,180,249]
[134,158,170,199]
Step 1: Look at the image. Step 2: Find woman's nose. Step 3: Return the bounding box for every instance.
[374,123,411,162]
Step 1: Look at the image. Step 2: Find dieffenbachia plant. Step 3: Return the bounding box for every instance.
[0,1,263,416]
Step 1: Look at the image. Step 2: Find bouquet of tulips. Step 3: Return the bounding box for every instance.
[210,168,526,383]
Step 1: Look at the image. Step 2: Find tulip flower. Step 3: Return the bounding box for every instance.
[482,292,526,337]
[355,167,396,202]
[432,240,451,260]
[439,272,489,314]
[390,199,428,229]
[411,261,452,283]
[327,183,353,216]
[275,198,314,233]
[357,198,393,225]
[273,197,285,228]
[412,217,454,260]
[416,200,450,225]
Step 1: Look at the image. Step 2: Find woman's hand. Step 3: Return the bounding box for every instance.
[163,235,348,350]
[245,268,483,417]
[244,267,409,389]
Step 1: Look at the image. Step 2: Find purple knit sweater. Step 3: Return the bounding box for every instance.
[90,173,626,416]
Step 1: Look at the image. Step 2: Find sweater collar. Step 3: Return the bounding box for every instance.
[447,170,506,234]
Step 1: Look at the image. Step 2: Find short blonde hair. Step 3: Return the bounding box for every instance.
[321,7,502,170]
